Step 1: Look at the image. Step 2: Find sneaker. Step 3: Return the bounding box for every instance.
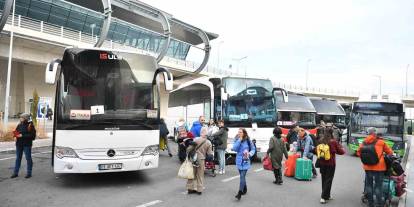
[222,170,225,174]
[10,174,18,179]
[320,198,326,204]
[25,175,32,179]
[168,153,173,157]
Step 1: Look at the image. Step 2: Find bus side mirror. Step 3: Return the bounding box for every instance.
[163,72,173,91]
[45,59,61,85]
[273,87,288,103]
[221,87,228,101]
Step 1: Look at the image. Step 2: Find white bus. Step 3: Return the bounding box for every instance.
[45,47,173,173]
[168,76,287,158]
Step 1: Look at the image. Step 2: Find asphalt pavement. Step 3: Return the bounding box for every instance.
[0,142,378,207]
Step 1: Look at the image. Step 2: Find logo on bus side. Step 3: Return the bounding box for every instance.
[99,53,122,60]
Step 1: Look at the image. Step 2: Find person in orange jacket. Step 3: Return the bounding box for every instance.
[357,127,393,207]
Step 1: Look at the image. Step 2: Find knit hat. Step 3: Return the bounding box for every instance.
[20,113,30,120]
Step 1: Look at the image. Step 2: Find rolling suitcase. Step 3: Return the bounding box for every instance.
[284,154,300,177]
[295,158,312,181]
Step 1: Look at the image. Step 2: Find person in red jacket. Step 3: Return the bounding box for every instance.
[357,127,393,207]
[318,128,345,204]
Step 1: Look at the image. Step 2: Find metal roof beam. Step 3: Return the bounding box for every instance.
[0,0,13,33]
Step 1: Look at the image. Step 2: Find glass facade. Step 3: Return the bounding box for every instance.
[0,0,191,60]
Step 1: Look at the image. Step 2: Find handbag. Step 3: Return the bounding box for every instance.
[178,158,195,179]
[262,155,273,171]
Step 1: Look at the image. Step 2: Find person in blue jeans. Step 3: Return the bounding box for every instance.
[211,120,228,175]
[11,113,36,179]
[232,128,255,201]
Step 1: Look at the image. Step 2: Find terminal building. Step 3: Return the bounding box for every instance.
[0,0,219,117]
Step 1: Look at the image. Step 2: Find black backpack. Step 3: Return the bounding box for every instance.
[360,140,379,165]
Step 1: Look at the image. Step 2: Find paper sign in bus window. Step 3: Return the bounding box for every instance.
[91,105,105,115]
[70,110,91,120]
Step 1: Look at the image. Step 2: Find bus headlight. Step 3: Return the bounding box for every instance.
[142,145,159,156]
[55,146,78,159]
[392,142,404,151]
[349,137,359,145]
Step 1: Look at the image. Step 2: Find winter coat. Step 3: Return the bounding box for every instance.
[159,122,169,138]
[357,135,393,172]
[232,136,256,171]
[319,139,345,166]
[15,121,36,147]
[267,136,288,169]
[211,126,228,150]
[190,121,202,137]
[297,134,314,159]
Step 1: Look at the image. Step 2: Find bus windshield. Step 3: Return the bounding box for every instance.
[57,49,157,129]
[277,111,316,127]
[350,112,404,137]
[222,78,275,126]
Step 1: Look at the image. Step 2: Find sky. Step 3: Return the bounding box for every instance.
[142,0,414,96]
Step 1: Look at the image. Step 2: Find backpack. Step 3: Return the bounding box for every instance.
[317,143,331,161]
[360,140,379,165]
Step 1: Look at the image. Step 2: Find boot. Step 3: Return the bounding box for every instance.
[273,170,279,184]
[278,169,283,185]
[242,185,247,195]
[235,191,242,200]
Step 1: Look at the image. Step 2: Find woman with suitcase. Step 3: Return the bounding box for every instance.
[267,127,288,185]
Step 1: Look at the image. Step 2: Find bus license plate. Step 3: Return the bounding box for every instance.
[98,163,122,170]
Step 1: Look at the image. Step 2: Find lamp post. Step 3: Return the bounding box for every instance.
[3,0,16,131]
[406,64,410,97]
[232,56,248,75]
[90,23,96,44]
[216,41,224,74]
[306,59,311,90]
[373,75,382,96]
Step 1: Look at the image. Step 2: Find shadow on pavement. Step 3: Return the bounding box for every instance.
[54,171,151,188]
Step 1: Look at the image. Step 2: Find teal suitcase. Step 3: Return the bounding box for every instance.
[295,158,312,181]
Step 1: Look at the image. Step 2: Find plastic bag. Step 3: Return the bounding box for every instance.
[178,158,195,179]
[263,155,273,170]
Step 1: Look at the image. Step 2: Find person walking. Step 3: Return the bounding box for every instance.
[190,116,205,137]
[297,128,317,178]
[186,127,213,195]
[211,120,228,174]
[357,127,393,207]
[11,113,36,179]
[232,128,256,200]
[160,118,172,157]
[267,127,288,185]
[317,128,345,204]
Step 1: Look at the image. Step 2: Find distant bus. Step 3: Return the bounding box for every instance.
[274,91,317,136]
[45,47,173,173]
[310,98,346,129]
[168,76,288,156]
[347,101,406,157]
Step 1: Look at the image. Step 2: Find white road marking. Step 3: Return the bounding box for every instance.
[254,168,264,172]
[136,200,162,207]
[0,151,51,161]
[221,175,240,182]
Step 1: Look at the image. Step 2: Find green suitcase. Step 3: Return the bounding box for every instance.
[295,158,312,181]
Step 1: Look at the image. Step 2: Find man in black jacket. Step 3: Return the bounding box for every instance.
[11,113,36,179]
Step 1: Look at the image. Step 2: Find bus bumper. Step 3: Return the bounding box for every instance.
[53,155,159,173]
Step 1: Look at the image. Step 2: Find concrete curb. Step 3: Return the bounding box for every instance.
[0,138,52,153]
[399,137,413,207]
